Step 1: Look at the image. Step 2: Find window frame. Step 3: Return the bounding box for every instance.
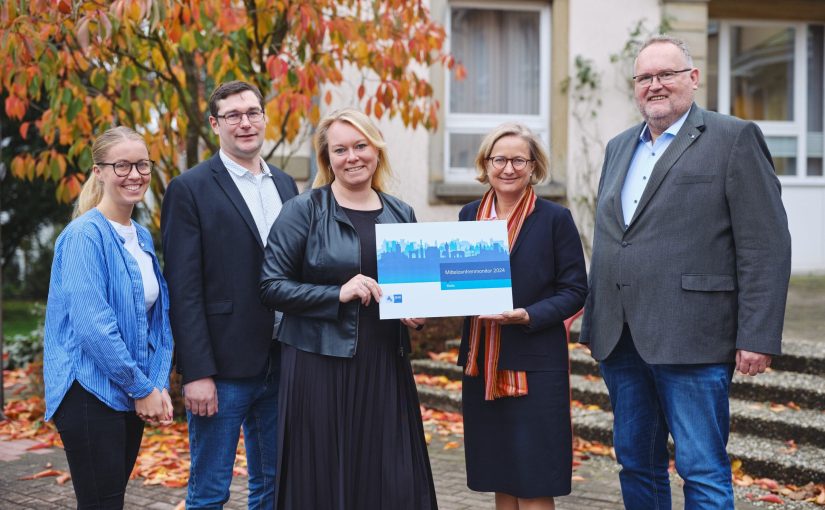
[443,1,552,182]
[713,19,825,182]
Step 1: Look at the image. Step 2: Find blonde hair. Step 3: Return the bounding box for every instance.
[474,123,549,186]
[73,127,146,218]
[311,108,392,192]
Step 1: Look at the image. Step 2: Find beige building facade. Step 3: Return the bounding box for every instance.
[284,0,825,273]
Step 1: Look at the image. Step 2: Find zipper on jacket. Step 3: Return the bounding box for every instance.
[335,211,361,357]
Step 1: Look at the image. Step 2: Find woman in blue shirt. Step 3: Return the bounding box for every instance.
[43,126,174,509]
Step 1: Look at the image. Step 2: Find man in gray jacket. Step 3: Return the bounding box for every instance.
[580,35,791,509]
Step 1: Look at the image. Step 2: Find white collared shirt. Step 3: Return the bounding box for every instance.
[620,109,690,228]
[219,150,283,246]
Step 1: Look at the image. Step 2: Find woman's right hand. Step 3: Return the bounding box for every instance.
[340,274,382,306]
[135,388,166,423]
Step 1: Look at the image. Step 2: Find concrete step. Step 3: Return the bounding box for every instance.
[447,333,825,377]
[413,358,462,380]
[413,361,825,448]
[771,337,825,375]
[415,354,825,411]
[415,382,825,485]
[567,347,825,410]
[567,374,825,447]
[417,385,461,414]
[570,407,825,486]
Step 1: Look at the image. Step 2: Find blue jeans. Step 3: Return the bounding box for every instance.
[186,357,279,510]
[599,328,735,510]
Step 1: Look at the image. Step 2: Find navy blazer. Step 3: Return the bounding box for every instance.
[456,198,588,372]
[161,153,299,383]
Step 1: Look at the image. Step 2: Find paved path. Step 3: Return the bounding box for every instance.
[1,433,773,509]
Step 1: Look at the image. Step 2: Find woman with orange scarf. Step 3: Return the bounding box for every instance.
[457,123,588,510]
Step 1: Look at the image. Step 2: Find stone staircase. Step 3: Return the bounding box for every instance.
[413,325,825,486]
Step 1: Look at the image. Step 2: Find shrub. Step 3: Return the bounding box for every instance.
[4,303,45,369]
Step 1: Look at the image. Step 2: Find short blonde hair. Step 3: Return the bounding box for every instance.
[312,108,392,192]
[474,123,549,185]
[73,126,146,218]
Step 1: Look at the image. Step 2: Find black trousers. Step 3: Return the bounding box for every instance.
[53,382,144,510]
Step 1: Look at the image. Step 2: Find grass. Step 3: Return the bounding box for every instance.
[2,300,45,338]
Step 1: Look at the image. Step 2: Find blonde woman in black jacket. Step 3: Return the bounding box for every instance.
[260,108,437,510]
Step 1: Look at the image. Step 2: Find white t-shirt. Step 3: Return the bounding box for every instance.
[108,220,159,311]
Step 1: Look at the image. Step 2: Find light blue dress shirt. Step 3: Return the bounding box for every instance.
[220,150,286,337]
[43,208,174,421]
[220,150,283,246]
[621,110,690,228]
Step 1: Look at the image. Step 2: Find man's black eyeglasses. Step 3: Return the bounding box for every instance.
[632,69,692,86]
[215,109,265,125]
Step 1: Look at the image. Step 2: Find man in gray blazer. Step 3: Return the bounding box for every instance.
[580,35,791,509]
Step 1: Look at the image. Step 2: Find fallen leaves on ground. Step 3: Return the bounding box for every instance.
[414,374,462,391]
[2,368,247,489]
[0,392,62,447]
[19,468,65,480]
[427,349,459,364]
[733,458,825,505]
[747,401,803,412]
[572,437,616,462]
[571,399,604,412]
[420,405,464,449]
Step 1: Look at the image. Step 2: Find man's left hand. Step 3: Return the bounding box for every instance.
[736,350,772,376]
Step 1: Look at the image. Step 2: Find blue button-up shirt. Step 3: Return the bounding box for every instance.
[620,110,690,228]
[44,208,174,420]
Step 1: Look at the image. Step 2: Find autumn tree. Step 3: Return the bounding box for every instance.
[0,0,461,221]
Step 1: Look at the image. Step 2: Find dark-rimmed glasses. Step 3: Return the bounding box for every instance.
[487,157,534,171]
[215,109,265,125]
[97,160,154,177]
[632,69,692,87]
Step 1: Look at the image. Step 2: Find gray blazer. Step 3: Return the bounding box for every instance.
[580,104,791,364]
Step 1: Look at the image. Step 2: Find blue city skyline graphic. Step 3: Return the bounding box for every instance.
[377,237,511,285]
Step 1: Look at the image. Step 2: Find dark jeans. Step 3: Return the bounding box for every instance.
[600,327,735,510]
[53,382,145,510]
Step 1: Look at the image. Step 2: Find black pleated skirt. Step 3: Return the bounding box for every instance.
[275,338,438,510]
[462,367,573,498]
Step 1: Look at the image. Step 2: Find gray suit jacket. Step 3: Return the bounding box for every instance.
[580,104,791,364]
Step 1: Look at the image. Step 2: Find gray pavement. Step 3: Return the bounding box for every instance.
[3,277,823,508]
[1,432,785,509]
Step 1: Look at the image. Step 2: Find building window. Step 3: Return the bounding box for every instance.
[708,21,824,178]
[444,2,551,182]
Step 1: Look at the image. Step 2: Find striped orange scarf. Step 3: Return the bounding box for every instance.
[464,185,537,400]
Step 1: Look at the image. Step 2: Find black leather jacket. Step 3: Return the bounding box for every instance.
[260,184,415,358]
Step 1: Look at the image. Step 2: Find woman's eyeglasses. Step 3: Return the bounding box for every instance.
[486,157,534,171]
[97,160,154,176]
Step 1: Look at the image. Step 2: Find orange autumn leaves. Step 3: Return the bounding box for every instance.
[1,368,244,488]
[0,0,463,207]
[6,362,825,504]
